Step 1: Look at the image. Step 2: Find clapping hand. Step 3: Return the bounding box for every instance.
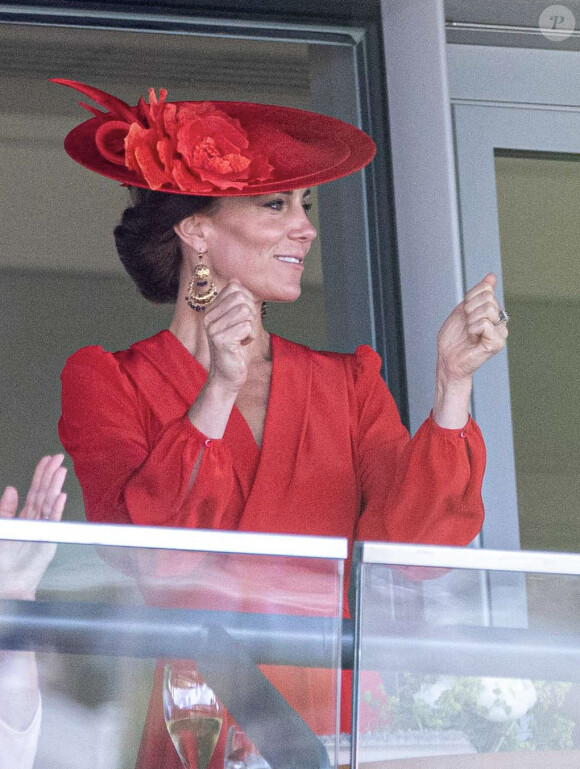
[437,273,508,384]
[204,280,261,392]
[0,454,67,523]
[0,454,67,600]
[432,274,508,428]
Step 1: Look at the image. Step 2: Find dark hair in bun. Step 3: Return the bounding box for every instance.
[114,188,218,303]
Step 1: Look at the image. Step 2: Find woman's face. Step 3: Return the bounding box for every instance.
[200,188,317,303]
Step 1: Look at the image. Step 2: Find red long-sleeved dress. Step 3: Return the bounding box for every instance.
[59,329,485,768]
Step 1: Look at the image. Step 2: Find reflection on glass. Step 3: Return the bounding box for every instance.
[224,725,271,769]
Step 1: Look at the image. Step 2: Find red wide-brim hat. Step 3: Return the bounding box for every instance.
[52,79,376,197]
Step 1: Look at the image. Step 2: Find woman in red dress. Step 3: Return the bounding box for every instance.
[54,80,508,768]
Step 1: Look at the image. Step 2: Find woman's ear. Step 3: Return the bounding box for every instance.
[174,214,207,252]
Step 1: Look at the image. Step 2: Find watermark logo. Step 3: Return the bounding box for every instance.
[539,4,576,41]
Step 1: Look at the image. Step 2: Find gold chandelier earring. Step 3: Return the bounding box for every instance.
[185,252,218,312]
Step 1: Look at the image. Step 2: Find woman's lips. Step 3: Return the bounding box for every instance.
[274,255,304,267]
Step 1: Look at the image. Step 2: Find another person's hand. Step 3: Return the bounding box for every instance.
[203,280,261,392]
[436,273,508,384]
[0,454,67,600]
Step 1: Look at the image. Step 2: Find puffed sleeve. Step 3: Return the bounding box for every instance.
[352,345,485,545]
[58,347,235,529]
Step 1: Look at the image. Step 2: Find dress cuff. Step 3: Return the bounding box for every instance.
[178,414,223,446]
[428,410,473,438]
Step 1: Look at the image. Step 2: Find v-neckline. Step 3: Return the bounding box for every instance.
[129,330,314,529]
[165,328,277,452]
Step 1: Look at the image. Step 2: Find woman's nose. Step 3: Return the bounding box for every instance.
[290,208,317,242]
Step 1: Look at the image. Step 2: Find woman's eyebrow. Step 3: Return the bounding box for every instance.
[278,190,312,197]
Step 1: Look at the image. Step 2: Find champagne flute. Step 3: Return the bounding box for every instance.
[163,663,224,769]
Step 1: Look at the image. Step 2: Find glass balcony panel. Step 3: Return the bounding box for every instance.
[352,543,580,768]
[0,521,345,769]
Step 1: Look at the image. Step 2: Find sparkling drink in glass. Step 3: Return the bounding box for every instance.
[164,663,224,769]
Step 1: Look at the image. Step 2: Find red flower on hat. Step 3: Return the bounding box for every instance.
[123,89,274,193]
[53,78,377,196]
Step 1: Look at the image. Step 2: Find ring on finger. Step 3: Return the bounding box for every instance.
[493,309,510,326]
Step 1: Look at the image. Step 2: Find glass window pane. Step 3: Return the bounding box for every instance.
[0,20,368,520]
[494,152,580,554]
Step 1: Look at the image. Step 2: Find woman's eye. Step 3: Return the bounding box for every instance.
[263,198,312,213]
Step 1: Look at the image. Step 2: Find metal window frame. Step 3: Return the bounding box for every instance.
[0,3,365,43]
[380,0,460,434]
